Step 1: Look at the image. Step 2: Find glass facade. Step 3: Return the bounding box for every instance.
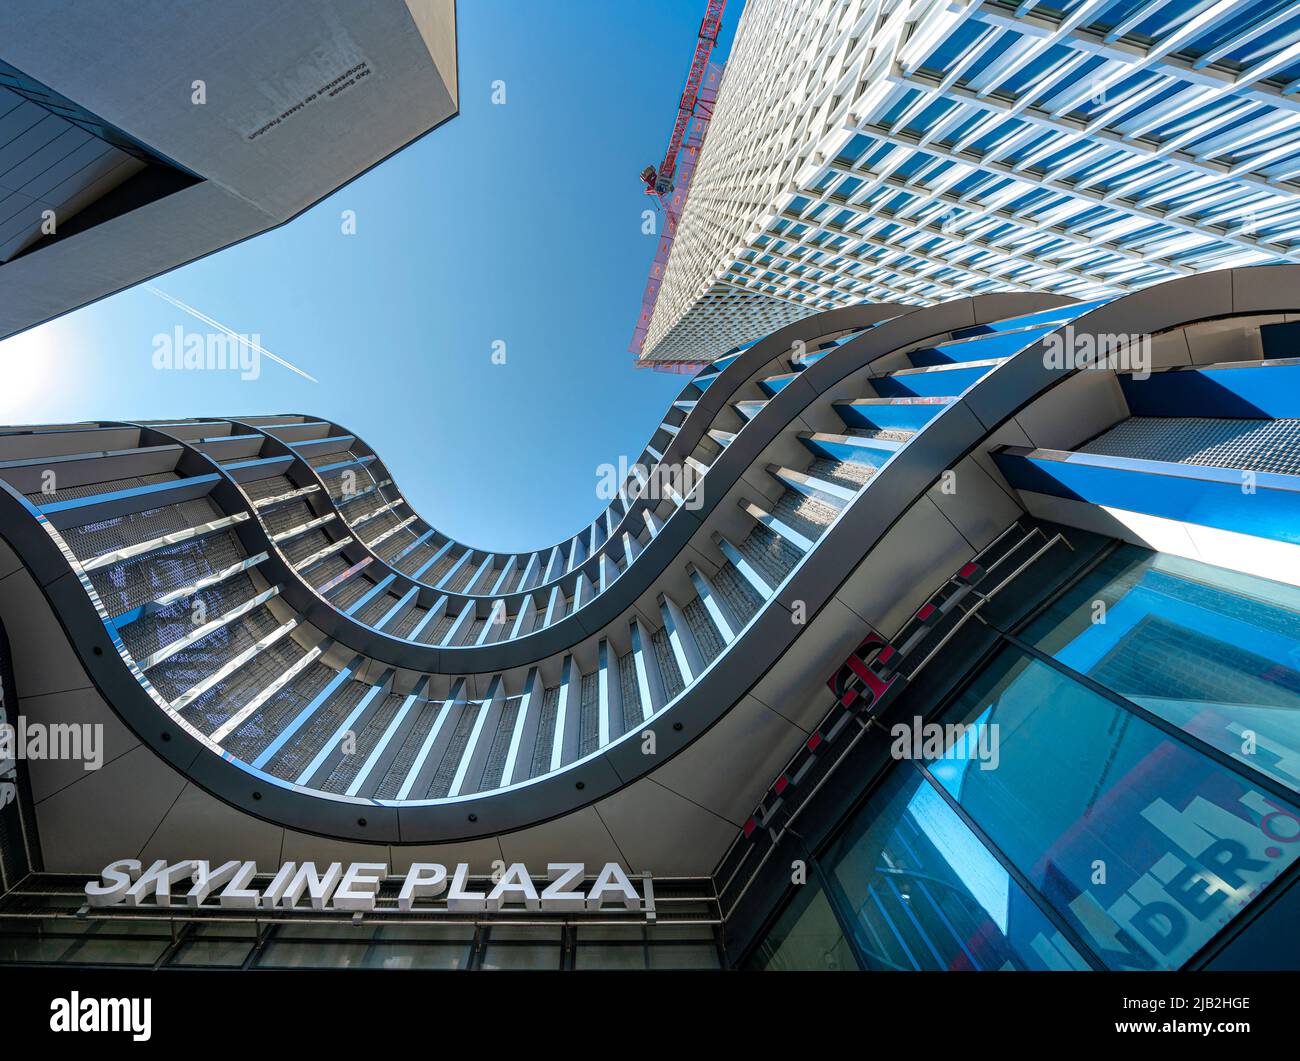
[749,545,1300,971]
[1023,547,1300,795]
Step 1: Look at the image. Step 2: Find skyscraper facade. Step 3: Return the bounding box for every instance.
[639,0,1300,364]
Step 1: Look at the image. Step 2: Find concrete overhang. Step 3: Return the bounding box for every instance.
[0,0,458,340]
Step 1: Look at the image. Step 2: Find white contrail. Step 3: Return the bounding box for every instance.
[144,285,319,384]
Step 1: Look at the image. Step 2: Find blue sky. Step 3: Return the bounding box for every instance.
[0,0,743,551]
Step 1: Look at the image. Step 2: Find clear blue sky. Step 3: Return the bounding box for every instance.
[0,0,744,551]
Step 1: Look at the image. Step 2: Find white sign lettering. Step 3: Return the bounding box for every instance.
[85,860,653,916]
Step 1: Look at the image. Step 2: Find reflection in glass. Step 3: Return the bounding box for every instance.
[824,768,1088,970]
[935,649,1300,969]
[747,881,856,971]
[1024,545,1300,793]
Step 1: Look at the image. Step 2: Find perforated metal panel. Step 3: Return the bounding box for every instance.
[1082,417,1300,476]
[222,660,335,763]
[88,530,244,617]
[237,475,294,503]
[307,448,355,469]
[684,597,725,663]
[443,562,475,593]
[359,511,401,540]
[808,457,874,491]
[321,462,380,501]
[261,501,315,537]
[148,604,280,706]
[373,699,442,800]
[353,590,397,627]
[529,686,561,777]
[773,490,836,542]
[847,426,913,443]
[739,524,800,587]
[713,563,762,625]
[394,540,438,574]
[172,627,297,732]
[282,530,333,566]
[330,576,371,611]
[187,638,305,734]
[425,702,478,798]
[578,671,599,757]
[420,612,455,645]
[652,628,684,700]
[618,652,643,731]
[116,571,259,662]
[318,692,404,794]
[386,601,425,640]
[420,550,458,584]
[305,553,348,585]
[23,471,176,505]
[265,678,367,781]
[479,697,520,791]
[65,497,221,565]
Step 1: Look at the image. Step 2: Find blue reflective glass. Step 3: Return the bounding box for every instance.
[934,649,1300,969]
[824,767,1090,970]
[1024,545,1300,794]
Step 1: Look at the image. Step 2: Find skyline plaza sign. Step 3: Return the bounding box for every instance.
[85,859,655,915]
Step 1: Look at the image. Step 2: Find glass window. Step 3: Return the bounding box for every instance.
[190,920,259,938]
[477,944,560,970]
[574,945,648,970]
[59,937,170,966]
[823,768,1090,971]
[274,923,377,940]
[85,919,172,938]
[746,881,857,971]
[576,924,643,941]
[170,939,252,967]
[0,917,92,936]
[646,922,716,941]
[0,935,77,962]
[374,923,473,942]
[257,941,367,968]
[484,924,562,942]
[648,944,721,970]
[933,648,1300,969]
[1024,545,1300,792]
[361,944,468,970]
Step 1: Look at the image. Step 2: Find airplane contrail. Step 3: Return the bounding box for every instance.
[144,285,319,384]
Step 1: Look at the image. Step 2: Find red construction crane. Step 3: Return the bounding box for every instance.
[640,0,727,206]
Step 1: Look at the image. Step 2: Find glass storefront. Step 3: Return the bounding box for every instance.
[749,545,1300,971]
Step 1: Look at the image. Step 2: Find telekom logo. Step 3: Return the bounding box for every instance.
[826,631,898,714]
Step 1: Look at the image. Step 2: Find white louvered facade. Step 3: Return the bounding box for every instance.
[640,0,1300,362]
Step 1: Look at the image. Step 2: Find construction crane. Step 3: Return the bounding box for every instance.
[640,0,727,208]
